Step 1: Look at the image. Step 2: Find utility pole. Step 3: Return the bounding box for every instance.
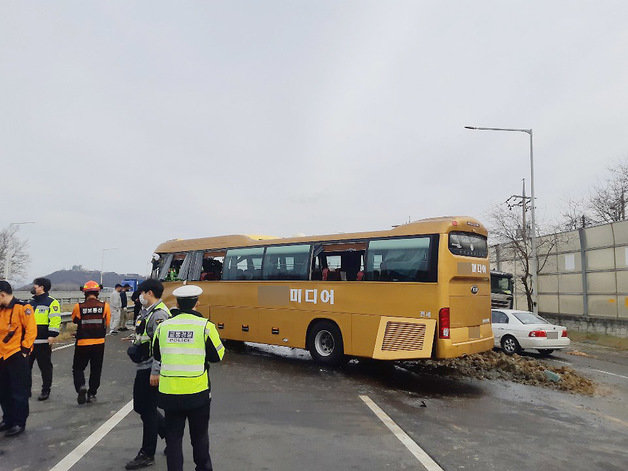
[506,179,534,310]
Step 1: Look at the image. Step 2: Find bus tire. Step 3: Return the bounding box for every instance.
[224,340,245,352]
[307,320,345,366]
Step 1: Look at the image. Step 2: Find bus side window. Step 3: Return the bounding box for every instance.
[223,248,264,281]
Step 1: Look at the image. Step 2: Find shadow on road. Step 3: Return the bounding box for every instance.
[230,343,485,399]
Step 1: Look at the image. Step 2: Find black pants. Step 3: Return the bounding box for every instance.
[0,352,30,427]
[72,344,105,395]
[28,343,53,395]
[133,368,165,457]
[164,402,212,471]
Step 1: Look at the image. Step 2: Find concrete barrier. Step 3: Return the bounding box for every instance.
[542,312,628,338]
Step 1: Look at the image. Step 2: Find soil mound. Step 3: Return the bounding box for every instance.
[403,350,595,395]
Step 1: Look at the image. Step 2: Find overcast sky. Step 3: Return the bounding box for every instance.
[2,1,628,283]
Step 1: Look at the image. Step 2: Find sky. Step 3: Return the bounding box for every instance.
[2,1,628,283]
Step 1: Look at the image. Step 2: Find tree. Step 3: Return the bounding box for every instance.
[0,226,30,281]
[587,161,628,224]
[561,198,590,231]
[489,205,559,312]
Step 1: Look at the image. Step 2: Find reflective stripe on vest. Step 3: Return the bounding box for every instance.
[33,298,61,328]
[156,313,210,396]
[77,299,106,340]
[136,301,170,345]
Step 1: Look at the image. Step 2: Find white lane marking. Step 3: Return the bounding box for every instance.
[590,368,628,380]
[359,395,444,471]
[49,400,134,471]
[52,343,75,351]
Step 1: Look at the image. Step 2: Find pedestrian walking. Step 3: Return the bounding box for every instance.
[72,281,111,404]
[125,279,170,470]
[151,285,224,471]
[28,277,61,401]
[119,284,131,331]
[0,280,36,437]
[109,284,122,334]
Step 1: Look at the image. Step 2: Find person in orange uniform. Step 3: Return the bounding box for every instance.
[72,281,111,404]
[0,280,36,437]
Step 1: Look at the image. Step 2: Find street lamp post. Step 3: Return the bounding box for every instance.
[100,248,118,286]
[3,222,35,281]
[465,126,538,313]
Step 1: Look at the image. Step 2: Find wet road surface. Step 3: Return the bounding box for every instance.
[1,336,627,471]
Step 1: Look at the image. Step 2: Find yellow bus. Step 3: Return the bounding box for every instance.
[151,216,493,364]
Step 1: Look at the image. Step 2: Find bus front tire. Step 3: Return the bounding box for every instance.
[307,320,345,366]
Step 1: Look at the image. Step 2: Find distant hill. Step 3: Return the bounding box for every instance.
[19,266,146,291]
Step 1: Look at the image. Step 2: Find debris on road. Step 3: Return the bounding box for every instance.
[402,350,596,395]
[567,350,593,358]
[543,370,561,383]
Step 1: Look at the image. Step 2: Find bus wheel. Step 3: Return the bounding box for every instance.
[308,320,345,365]
[224,340,245,352]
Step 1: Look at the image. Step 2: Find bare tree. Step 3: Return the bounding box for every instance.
[489,205,559,311]
[0,226,30,281]
[561,198,590,231]
[588,161,628,224]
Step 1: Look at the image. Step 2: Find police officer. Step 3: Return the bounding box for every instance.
[125,279,170,470]
[0,280,36,437]
[28,277,61,401]
[150,285,224,471]
[71,281,111,404]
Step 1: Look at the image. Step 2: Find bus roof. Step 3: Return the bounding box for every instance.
[154,216,487,253]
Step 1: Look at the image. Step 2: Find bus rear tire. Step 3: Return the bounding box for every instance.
[307,320,345,366]
[224,340,245,352]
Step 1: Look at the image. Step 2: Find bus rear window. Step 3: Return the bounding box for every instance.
[448,232,488,258]
[366,236,438,282]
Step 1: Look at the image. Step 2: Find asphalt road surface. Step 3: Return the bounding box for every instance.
[1,335,627,471]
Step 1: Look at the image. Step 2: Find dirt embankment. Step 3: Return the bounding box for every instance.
[403,350,596,395]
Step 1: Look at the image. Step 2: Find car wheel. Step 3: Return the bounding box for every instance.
[501,335,521,355]
[537,349,554,356]
[307,320,345,365]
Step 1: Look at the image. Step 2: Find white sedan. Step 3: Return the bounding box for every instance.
[491,309,571,356]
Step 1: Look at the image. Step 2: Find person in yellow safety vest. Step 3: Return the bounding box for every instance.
[28,277,61,401]
[150,284,224,471]
[125,279,170,470]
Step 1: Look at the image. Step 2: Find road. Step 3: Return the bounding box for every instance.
[1,335,627,471]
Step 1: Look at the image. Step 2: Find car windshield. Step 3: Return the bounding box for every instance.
[513,312,549,325]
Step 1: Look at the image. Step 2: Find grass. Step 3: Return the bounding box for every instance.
[55,323,77,343]
[569,331,628,351]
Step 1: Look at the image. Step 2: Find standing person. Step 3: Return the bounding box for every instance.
[28,277,61,401]
[0,280,36,437]
[109,284,122,335]
[118,284,131,331]
[125,279,170,470]
[150,285,224,471]
[131,289,142,322]
[72,281,111,404]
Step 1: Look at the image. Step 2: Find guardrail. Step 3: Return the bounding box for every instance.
[60,312,72,329]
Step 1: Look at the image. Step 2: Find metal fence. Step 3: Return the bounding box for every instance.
[490,220,628,320]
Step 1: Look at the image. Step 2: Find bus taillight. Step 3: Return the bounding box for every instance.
[439,308,450,339]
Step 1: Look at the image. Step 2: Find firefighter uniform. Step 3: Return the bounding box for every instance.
[71,282,111,404]
[152,285,224,471]
[0,297,37,436]
[28,293,61,399]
